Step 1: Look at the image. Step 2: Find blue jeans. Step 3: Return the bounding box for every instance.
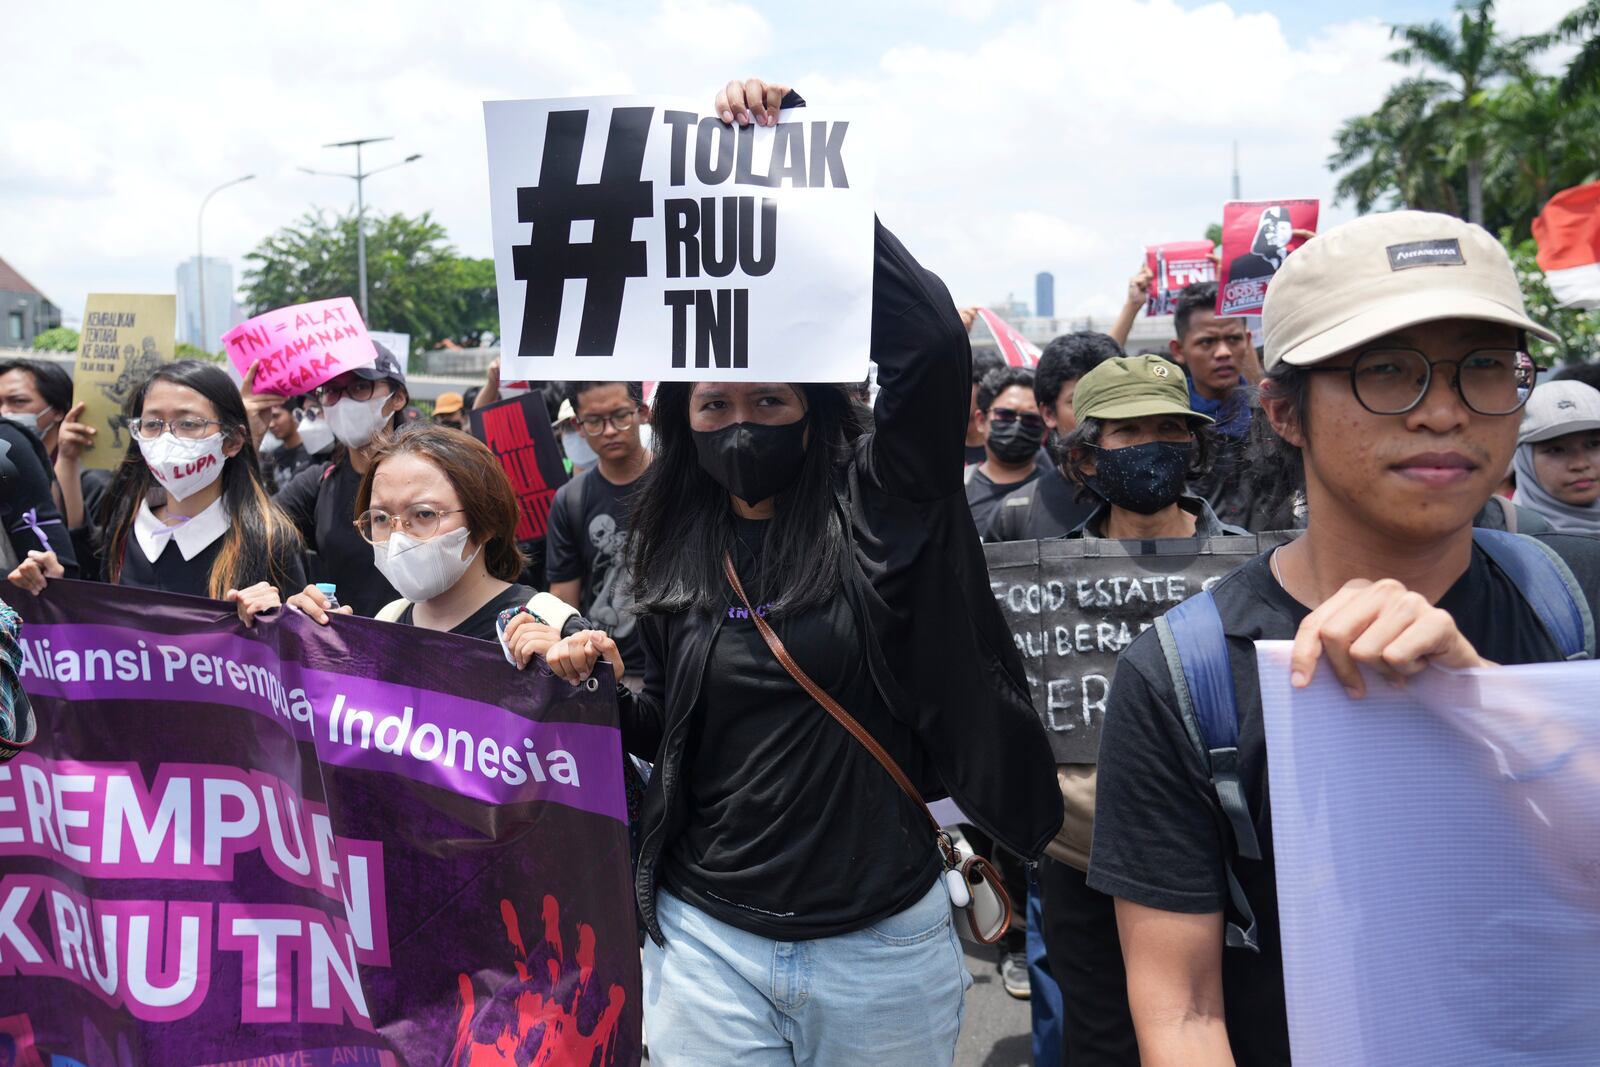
[644,880,972,1065]
[1026,879,1064,1066]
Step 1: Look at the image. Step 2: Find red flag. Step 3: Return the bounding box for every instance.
[975,307,1040,367]
[1533,180,1600,309]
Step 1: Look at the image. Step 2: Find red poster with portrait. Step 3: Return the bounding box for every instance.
[1145,241,1219,316]
[1217,199,1319,317]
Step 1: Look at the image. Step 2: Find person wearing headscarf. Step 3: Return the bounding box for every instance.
[1512,379,1600,533]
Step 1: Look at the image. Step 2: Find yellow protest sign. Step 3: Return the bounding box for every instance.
[73,294,177,470]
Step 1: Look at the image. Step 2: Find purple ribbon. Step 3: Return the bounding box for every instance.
[11,507,63,552]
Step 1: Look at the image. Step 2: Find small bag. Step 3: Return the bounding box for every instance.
[723,554,1013,945]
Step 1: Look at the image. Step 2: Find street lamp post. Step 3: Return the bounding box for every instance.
[197,174,256,353]
[300,138,422,324]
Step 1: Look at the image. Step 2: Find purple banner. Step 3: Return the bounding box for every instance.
[0,580,642,1066]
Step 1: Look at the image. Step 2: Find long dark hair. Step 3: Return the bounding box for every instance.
[627,382,867,619]
[102,360,303,596]
[355,423,526,582]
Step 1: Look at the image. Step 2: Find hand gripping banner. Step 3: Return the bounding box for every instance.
[0,581,641,1066]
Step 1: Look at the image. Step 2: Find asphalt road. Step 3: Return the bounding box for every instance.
[956,940,1034,1067]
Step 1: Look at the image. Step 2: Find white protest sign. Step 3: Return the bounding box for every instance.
[483,96,876,383]
[1259,643,1600,1066]
[369,330,410,361]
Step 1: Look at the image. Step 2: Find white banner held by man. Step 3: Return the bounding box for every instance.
[483,96,876,383]
[1259,642,1600,1066]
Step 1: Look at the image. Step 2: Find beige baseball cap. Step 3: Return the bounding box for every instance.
[1261,210,1557,370]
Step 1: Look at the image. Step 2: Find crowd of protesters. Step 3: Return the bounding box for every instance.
[3,74,1600,1067]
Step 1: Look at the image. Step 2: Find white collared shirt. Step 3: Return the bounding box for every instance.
[134,495,230,563]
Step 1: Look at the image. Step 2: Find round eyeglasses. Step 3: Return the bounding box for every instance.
[577,407,640,436]
[354,503,465,544]
[1304,348,1537,417]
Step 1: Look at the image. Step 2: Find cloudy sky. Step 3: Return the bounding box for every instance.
[0,0,1577,332]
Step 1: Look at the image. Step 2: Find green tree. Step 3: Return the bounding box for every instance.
[1331,0,1534,226]
[1481,74,1600,238]
[1330,78,1462,217]
[31,326,79,353]
[1554,0,1600,98]
[241,209,499,370]
[175,342,224,363]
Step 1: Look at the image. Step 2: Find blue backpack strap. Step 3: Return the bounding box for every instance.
[1472,529,1595,661]
[1154,592,1262,953]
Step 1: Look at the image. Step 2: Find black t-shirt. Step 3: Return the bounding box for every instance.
[663,516,942,940]
[545,468,643,670]
[1087,534,1600,1066]
[964,463,1040,537]
[275,456,398,618]
[397,583,536,643]
[0,420,78,576]
[985,466,1098,542]
[264,442,317,494]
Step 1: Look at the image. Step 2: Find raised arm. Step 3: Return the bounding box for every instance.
[862,220,972,500]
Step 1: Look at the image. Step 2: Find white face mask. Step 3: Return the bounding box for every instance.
[561,430,599,470]
[371,525,481,604]
[4,410,49,437]
[138,432,228,502]
[325,392,393,448]
[259,431,282,454]
[297,412,336,455]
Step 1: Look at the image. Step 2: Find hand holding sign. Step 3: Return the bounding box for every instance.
[716,77,793,126]
[222,296,376,397]
[483,83,875,383]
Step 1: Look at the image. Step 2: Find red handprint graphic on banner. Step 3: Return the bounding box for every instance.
[450,896,626,1067]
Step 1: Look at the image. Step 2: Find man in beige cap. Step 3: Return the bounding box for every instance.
[431,391,467,431]
[1087,210,1599,1065]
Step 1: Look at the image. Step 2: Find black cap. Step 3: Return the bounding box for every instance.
[350,342,407,384]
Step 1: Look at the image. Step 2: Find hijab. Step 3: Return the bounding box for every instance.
[1512,443,1600,534]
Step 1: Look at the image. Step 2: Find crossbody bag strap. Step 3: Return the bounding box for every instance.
[721,552,958,866]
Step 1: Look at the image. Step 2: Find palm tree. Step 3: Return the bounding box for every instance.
[1555,0,1600,99]
[1483,73,1600,235]
[1329,77,1462,217]
[1386,0,1535,225]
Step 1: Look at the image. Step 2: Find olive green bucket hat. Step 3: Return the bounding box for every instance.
[1071,354,1212,424]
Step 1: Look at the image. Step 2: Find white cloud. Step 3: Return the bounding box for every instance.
[2,0,1407,338]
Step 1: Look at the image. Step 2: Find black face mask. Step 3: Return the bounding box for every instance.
[987,419,1045,464]
[693,418,809,506]
[1085,441,1193,515]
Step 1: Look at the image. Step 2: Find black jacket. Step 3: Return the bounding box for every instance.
[617,221,1062,943]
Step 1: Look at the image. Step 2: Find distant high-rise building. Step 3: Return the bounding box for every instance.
[176,256,239,350]
[1035,272,1055,319]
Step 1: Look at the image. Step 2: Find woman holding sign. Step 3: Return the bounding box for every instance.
[7,360,305,628]
[256,344,411,617]
[504,77,1061,1067]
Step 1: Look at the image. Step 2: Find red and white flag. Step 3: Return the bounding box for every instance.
[975,307,1040,367]
[1533,180,1600,308]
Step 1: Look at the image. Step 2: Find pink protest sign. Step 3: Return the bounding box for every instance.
[223,296,375,396]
